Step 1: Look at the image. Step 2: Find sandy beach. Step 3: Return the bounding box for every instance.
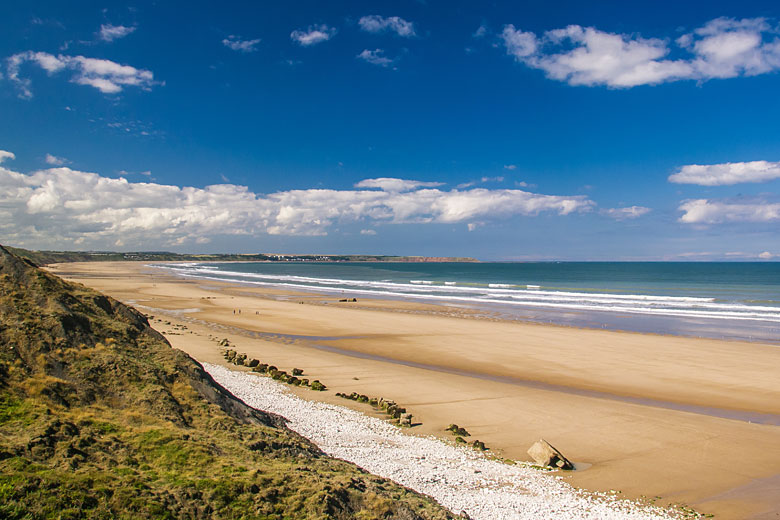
[49,261,780,519]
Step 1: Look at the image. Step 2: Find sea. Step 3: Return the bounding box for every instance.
[155,261,780,343]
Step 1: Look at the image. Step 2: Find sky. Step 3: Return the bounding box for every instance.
[1,0,779,261]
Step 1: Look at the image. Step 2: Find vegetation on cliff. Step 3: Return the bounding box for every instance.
[0,244,455,519]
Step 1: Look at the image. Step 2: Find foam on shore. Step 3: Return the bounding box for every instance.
[204,363,681,520]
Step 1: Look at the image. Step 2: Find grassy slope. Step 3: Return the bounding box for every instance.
[0,245,456,520]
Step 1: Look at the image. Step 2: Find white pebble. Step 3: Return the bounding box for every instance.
[204,363,682,520]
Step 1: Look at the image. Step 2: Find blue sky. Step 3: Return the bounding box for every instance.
[1,0,779,260]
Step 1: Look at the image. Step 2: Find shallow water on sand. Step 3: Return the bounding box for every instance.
[155,261,780,343]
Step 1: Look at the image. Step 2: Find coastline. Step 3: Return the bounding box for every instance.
[151,260,780,345]
[48,261,780,520]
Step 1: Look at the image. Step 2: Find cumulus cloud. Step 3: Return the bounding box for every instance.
[501,25,538,59]
[457,177,504,189]
[0,157,593,249]
[503,164,517,170]
[45,154,67,166]
[759,251,774,259]
[356,48,397,67]
[0,151,15,164]
[6,51,158,97]
[360,229,377,235]
[355,178,443,192]
[99,24,136,42]
[290,24,337,46]
[501,17,780,87]
[669,160,780,185]
[678,199,780,223]
[601,206,651,220]
[358,15,416,37]
[222,35,261,53]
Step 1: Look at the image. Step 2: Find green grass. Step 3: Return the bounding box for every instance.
[0,244,458,520]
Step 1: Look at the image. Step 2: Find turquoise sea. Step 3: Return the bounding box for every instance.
[157,261,780,343]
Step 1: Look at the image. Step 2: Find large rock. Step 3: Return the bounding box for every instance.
[527,439,574,470]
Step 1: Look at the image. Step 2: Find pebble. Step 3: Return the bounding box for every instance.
[204,363,683,520]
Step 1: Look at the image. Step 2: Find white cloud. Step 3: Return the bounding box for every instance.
[501,17,780,88]
[356,49,397,67]
[473,24,488,39]
[669,160,780,185]
[501,25,538,58]
[0,151,15,164]
[457,177,503,189]
[6,51,158,97]
[358,15,416,37]
[0,156,594,249]
[360,229,377,235]
[601,206,652,220]
[45,153,67,166]
[759,251,774,259]
[683,18,780,79]
[503,164,517,170]
[355,177,443,192]
[678,199,780,223]
[99,24,136,42]
[290,24,337,46]
[222,35,261,53]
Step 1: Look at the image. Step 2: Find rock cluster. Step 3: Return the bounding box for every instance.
[446,424,487,451]
[222,349,326,391]
[335,392,416,427]
[206,363,680,520]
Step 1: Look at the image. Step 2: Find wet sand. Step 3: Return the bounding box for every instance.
[49,261,780,519]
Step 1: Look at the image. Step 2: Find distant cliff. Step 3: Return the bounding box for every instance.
[0,244,456,519]
[6,245,478,265]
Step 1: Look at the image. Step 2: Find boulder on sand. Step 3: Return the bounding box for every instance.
[527,439,574,470]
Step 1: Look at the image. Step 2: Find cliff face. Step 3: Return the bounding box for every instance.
[0,244,454,520]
